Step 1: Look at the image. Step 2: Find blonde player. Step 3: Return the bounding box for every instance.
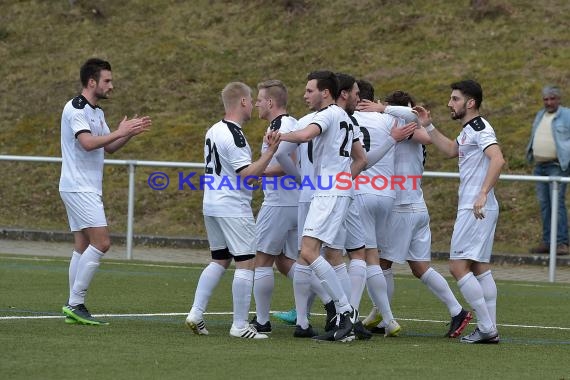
[250,80,299,334]
[186,82,279,339]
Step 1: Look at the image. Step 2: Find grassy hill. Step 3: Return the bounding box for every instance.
[1,0,569,253]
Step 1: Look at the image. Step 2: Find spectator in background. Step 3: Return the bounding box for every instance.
[526,86,570,256]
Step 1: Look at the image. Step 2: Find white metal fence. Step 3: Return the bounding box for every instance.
[1,154,569,282]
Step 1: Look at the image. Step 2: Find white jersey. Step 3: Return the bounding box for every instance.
[261,114,299,207]
[393,137,427,206]
[382,105,427,206]
[310,104,356,197]
[59,95,111,195]
[202,119,253,217]
[353,111,396,198]
[297,112,317,203]
[456,116,499,211]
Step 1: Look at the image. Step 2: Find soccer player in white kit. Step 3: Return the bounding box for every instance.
[274,110,338,338]
[60,58,151,325]
[321,73,373,339]
[359,90,473,338]
[280,70,362,342]
[418,80,505,343]
[186,82,280,339]
[353,82,417,338]
[250,80,299,334]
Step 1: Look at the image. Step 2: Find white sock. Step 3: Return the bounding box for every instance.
[293,264,312,328]
[348,259,367,310]
[333,263,351,300]
[477,270,497,327]
[307,291,316,314]
[290,263,322,314]
[366,265,393,321]
[383,268,394,301]
[69,245,103,306]
[232,268,254,329]
[309,272,332,304]
[253,267,274,324]
[311,256,350,314]
[68,250,82,295]
[457,272,494,332]
[420,267,462,317]
[190,262,226,316]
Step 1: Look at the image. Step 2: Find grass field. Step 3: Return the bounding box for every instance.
[1,254,569,380]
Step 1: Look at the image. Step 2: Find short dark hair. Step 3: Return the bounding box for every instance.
[357,79,374,101]
[385,90,415,107]
[450,80,483,109]
[80,58,112,87]
[307,70,339,100]
[336,72,356,94]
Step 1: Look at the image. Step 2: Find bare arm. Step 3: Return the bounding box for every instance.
[350,141,367,178]
[413,106,457,157]
[425,127,458,158]
[77,115,151,153]
[473,144,505,219]
[280,123,321,143]
[356,99,386,113]
[238,131,281,179]
[410,127,432,145]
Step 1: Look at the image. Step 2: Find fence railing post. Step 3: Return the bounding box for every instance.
[548,179,560,283]
[126,161,136,260]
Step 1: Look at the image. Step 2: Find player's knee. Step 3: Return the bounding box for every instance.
[93,238,111,253]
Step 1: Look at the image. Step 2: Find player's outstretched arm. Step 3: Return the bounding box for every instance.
[280,124,320,144]
[356,99,386,113]
[414,106,457,158]
[238,130,281,180]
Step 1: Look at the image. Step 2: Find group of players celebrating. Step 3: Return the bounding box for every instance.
[185,71,504,344]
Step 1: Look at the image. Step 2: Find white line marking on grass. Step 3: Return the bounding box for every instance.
[2,312,570,331]
[0,256,205,270]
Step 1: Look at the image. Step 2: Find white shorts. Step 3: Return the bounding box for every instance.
[60,192,107,232]
[203,215,255,256]
[256,205,298,260]
[327,199,365,250]
[450,209,498,263]
[303,196,351,245]
[355,193,395,250]
[381,204,431,264]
